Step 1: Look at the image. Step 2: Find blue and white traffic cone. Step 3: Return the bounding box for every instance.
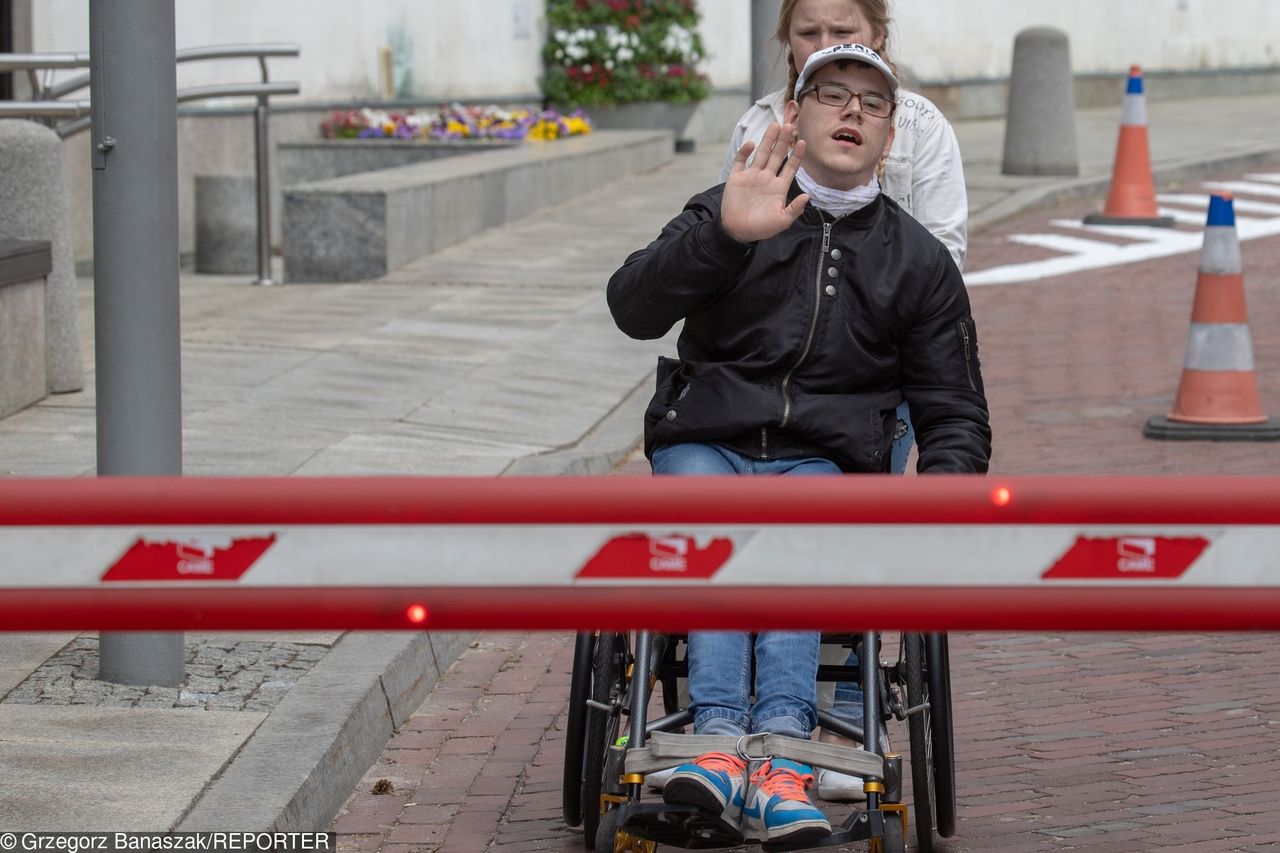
[1085,65,1174,227]
[1145,193,1280,440]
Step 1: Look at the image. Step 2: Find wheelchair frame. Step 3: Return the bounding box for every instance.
[563,630,956,852]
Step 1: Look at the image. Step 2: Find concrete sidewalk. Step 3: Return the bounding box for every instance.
[2,90,1280,834]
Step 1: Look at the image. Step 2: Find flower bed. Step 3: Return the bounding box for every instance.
[320,105,592,142]
[541,0,710,107]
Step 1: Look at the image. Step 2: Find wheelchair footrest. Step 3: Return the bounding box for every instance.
[614,801,746,850]
[761,806,896,852]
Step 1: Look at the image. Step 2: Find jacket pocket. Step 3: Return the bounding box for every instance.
[646,357,691,431]
[955,317,981,393]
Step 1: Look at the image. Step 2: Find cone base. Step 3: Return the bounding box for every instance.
[1144,415,1280,442]
[1084,212,1176,227]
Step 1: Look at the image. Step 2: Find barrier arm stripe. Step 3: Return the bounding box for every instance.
[4,586,1280,632]
[4,476,1280,525]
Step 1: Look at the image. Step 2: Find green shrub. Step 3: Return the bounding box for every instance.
[542,0,711,107]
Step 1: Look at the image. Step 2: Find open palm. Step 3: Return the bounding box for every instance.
[721,122,810,244]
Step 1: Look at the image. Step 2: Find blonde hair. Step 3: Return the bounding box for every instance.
[774,0,895,96]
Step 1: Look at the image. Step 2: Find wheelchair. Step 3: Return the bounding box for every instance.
[562,631,956,852]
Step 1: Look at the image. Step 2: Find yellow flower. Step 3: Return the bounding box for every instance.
[446,119,469,136]
[527,119,559,141]
[382,121,397,135]
[563,117,592,136]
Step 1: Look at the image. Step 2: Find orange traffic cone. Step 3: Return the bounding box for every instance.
[1084,66,1174,227]
[1145,193,1280,440]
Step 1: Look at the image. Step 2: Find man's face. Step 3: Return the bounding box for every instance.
[785,61,895,191]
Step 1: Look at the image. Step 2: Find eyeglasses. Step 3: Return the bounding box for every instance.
[799,83,895,119]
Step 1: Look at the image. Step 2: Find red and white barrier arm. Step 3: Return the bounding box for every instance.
[3,475,1279,632]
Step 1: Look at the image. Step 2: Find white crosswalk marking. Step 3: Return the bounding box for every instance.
[1008,233,1127,254]
[1157,207,1216,226]
[1156,193,1280,216]
[966,173,1280,286]
[1201,180,1280,199]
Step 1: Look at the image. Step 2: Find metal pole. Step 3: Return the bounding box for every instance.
[252,97,274,285]
[90,0,184,686]
[750,0,785,102]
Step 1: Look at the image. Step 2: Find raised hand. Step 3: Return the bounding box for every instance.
[720,122,810,244]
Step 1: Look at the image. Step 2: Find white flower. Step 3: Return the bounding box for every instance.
[361,107,390,127]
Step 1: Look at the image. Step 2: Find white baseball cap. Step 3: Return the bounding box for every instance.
[794,43,899,101]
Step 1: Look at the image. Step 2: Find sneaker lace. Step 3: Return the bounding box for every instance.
[750,762,814,800]
[695,752,748,775]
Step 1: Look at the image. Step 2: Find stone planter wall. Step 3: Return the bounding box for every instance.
[282,129,673,283]
[277,139,524,188]
[558,101,699,149]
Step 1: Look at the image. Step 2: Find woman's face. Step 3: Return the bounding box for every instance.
[788,0,883,72]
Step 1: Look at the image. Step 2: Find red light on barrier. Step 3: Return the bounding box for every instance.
[991,486,1012,507]
[406,604,428,624]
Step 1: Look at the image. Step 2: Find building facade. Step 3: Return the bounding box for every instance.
[3,0,1278,265]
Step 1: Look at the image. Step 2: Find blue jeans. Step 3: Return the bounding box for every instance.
[651,442,834,737]
[688,631,820,738]
[890,400,914,474]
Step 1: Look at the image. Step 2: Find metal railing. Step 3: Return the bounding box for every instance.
[0,43,300,286]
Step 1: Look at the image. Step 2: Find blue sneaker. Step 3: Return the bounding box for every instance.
[662,752,749,825]
[742,758,831,843]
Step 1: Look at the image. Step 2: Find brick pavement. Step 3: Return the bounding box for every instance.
[331,163,1280,850]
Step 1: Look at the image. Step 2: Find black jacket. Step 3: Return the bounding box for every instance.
[607,184,991,474]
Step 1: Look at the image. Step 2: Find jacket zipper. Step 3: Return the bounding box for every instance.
[780,218,833,428]
[958,319,977,392]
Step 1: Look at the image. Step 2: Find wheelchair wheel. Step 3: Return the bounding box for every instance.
[903,633,936,852]
[583,632,629,849]
[926,633,957,837]
[562,632,596,828]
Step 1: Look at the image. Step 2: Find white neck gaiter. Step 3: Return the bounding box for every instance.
[796,167,881,217]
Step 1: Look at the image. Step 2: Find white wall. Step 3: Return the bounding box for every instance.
[697,0,753,91]
[30,1,1277,100]
[29,1,752,104]
[894,0,1280,82]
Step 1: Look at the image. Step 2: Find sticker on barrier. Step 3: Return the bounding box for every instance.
[2,476,1279,632]
[101,534,277,581]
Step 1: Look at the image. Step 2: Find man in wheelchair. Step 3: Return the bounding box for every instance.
[606,43,991,845]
